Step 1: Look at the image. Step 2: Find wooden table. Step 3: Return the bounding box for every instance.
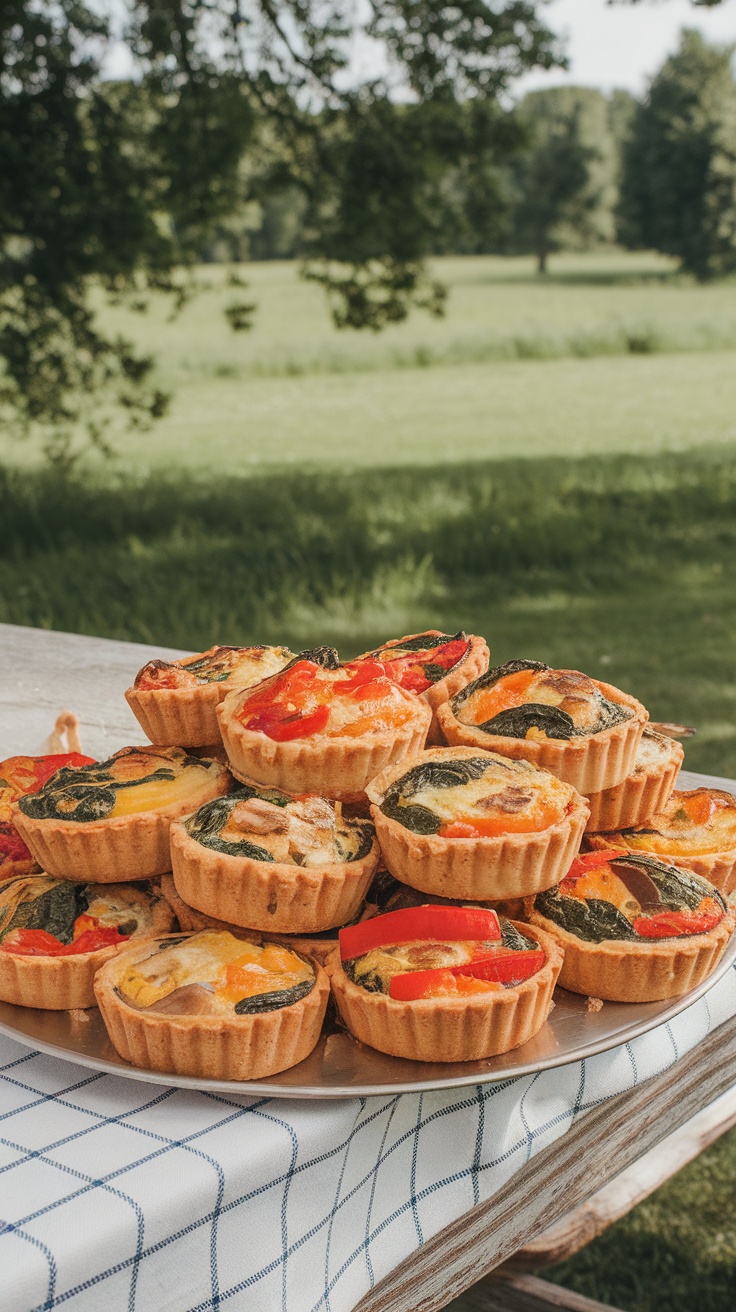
[2,621,735,1312]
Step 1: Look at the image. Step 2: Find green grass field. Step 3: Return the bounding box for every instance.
[3,252,736,1312]
[4,253,736,476]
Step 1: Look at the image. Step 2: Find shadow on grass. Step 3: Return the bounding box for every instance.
[3,445,736,773]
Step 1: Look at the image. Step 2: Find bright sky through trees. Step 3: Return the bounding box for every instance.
[517,0,736,95]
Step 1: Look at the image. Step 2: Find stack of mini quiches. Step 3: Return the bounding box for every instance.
[435,657,734,1003]
[7,635,731,1082]
[0,747,202,1009]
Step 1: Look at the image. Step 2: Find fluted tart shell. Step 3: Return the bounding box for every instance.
[169,817,380,934]
[217,691,432,803]
[125,645,293,747]
[365,747,589,900]
[584,728,683,833]
[11,753,231,883]
[0,885,174,1011]
[528,902,734,1003]
[95,933,330,1080]
[327,921,562,1063]
[437,678,648,794]
[586,787,736,896]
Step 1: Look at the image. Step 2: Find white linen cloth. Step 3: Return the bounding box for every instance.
[2,962,734,1312]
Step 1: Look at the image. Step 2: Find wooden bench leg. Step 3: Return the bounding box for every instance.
[444,1273,625,1312]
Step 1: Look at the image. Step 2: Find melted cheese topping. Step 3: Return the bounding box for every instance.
[116,932,313,1016]
[609,789,736,856]
[633,729,681,774]
[408,766,569,833]
[135,645,293,690]
[233,661,421,740]
[20,748,228,822]
[458,668,623,736]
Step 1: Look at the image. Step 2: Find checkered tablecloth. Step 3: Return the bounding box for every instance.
[2,962,735,1312]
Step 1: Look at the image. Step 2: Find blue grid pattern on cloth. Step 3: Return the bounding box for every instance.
[2,963,735,1312]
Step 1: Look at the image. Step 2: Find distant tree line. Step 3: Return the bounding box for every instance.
[217,29,736,283]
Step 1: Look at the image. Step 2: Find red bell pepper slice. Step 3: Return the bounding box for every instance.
[563,849,625,885]
[633,900,723,939]
[0,825,33,866]
[244,703,330,741]
[1,925,128,956]
[389,948,545,1000]
[339,905,501,961]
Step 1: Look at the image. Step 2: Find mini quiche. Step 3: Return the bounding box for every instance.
[0,875,173,1009]
[217,649,432,802]
[364,746,589,901]
[584,727,683,834]
[586,788,736,895]
[95,930,329,1080]
[352,630,489,744]
[126,644,294,747]
[328,904,562,1063]
[11,747,231,883]
[529,849,733,1002]
[436,659,648,794]
[170,786,379,934]
[1,752,95,879]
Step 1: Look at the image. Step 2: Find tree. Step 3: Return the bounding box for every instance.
[508,87,617,274]
[1,0,564,461]
[617,29,736,280]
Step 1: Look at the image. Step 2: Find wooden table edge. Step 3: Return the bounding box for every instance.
[354,1011,736,1312]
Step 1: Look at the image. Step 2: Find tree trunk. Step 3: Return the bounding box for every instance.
[537,245,548,275]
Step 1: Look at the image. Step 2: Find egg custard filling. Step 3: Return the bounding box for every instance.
[185,788,374,867]
[354,632,472,695]
[378,753,572,838]
[233,652,422,743]
[339,905,544,1000]
[16,747,228,824]
[453,660,632,742]
[115,931,315,1016]
[0,752,95,872]
[600,789,736,858]
[134,644,293,692]
[0,875,159,956]
[535,850,726,942]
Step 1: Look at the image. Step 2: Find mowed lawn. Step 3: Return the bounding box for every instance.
[4,253,736,475]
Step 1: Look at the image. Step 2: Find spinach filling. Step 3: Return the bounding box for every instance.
[234,977,314,1014]
[452,659,631,740]
[17,748,206,823]
[0,880,89,945]
[535,853,724,943]
[379,756,508,834]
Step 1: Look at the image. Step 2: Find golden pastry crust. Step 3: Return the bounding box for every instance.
[94,933,329,1080]
[125,645,293,747]
[170,816,380,934]
[437,676,647,794]
[158,874,343,965]
[584,729,683,833]
[11,750,231,882]
[528,902,734,1003]
[586,787,736,895]
[365,747,589,900]
[218,689,432,803]
[327,922,562,1063]
[0,884,174,1011]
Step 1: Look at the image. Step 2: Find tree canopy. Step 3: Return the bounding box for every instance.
[618,28,736,280]
[1,0,563,460]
